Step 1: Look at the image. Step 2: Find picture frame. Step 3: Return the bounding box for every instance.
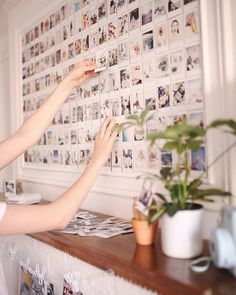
[3,179,16,197]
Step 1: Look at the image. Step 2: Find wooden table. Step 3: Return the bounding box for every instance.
[1,193,236,295]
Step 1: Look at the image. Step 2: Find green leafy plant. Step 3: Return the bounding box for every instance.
[117,110,236,224]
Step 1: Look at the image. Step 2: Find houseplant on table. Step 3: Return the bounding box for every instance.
[117,110,236,258]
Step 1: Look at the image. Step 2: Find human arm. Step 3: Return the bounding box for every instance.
[0,60,96,170]
[0,118,117,235]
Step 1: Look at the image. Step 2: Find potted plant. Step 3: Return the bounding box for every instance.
[117,110,236,258]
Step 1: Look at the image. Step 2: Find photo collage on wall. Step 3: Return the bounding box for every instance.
[21,0,205,174]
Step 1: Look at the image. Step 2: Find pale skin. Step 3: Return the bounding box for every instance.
[0,60,117,235]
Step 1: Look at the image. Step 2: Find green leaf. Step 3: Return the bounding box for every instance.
[149,206,166,224]
[155,192,168,203]
[160,167,172,179]
[188,179,202,190]
[165,203,180,216]
[192,188,231,199]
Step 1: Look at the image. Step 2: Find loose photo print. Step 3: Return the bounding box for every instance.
[134,147,147,170]
[4,179,16,197]
[189,111,204,128]
[161,150,173,168]
[109,70,120,92]
[143,58,156,83]
[168,0,182,17]
[118,13,128,38]
[131,62,142,86]
[108,47,118,68]
[63,278,83,295]
[108,19,117,42]
[95,48,108,72]
[120,67,130,89]
[122,148,133,172]
[184,9,200,42]
[118,41,129,65]
[131,88,144,113]
[112,148,122,172]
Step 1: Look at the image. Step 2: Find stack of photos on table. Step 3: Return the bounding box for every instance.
[56,210,133,238]
[21,0,206,176]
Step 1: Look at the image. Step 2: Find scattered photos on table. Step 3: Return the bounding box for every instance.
[21,0,206,176]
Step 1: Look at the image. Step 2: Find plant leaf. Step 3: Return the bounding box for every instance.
[149,206,166,224]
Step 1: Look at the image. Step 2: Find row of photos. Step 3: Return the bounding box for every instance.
[21,0,206,174]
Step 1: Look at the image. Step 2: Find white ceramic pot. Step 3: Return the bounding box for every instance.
[161,204,203,259]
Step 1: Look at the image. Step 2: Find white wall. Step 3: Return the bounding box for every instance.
[1,0,236,239]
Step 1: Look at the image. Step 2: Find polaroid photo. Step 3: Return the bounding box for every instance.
[70,129,77,145]
[136,179,155,214]
[65,149,72,166]
[172,81,186,107]
[108,47,118,68]
[129,7,140,32]
[131,62,142,86]
[77,126,85,144]
[63,278,83,295]
[112,148,122,172]
[173,112,187,124]
[77,104,84,122]
[186,43,202,75]
[122,148,134,172]
[148,146,159,169]
[81,10,89,31]
[134,147,147,170]
[92,120,100,141]
[153,0,168,23]
[120,67,130,89]
[108,19,117,42]
[130,35,142,61]
[154,22,168,52]
[156,53,170,79]
[68,16,75,37]
[168,0,182,18]
[74,0,81,13]
[71,146,79,165]
[62,103,70,125]
[118,13,129,38]
[118,40,129,66]
[81,0,89,9]
[94,48,108,72]
[98,24,107,46]
[110,96,121,116]
[91,101,101,120]
[100,97,111,118]
[189,111,204,128]
[79,149,86,166]
[147,115,158,134]
[117,0,127,15]
[161,150,173,168]
[143,58,156,84]
[183,0,198,11]
[90,77,99,97]
[90,2,98,26]
[4,180,16,197]
[187,78,203,106]
[74,38,82,56]
[158,114,173,131]
[70,102,77,126]
[18,266,32,294]
[184,9,200,43]
[64,128,70,145]
[109,70,120,93]
[191,146,205,171]
[142,30,154,55]
[121,93,131,115]
[74,13,83,34]
[144,87,156,111]
[85,124,93,143]
[84,102,92,121]
[109,0,117,16]
[168,16,183,48]
[131,87,144,114]
[99,70,109,95]
[57,129,65,146]
[141,1,153,28]
[90,29,99,52]
[170,49,184,78]
[82,33,90,53]
[158,84,170,108]
[83,81,91,98]
[134,125,145,141]
[98,0,107,21]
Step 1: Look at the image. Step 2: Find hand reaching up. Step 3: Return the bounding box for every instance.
[91,118,118,168]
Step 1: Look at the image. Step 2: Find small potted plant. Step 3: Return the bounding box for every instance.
[117,110,236,258]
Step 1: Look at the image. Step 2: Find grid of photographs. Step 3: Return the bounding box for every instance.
[21,0,205,175]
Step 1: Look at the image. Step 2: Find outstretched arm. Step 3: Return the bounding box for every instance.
[0,60,96,170]
[0,118,117,235]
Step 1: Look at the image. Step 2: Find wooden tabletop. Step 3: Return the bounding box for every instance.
[29,219,236,295]
[1,193,236,295]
